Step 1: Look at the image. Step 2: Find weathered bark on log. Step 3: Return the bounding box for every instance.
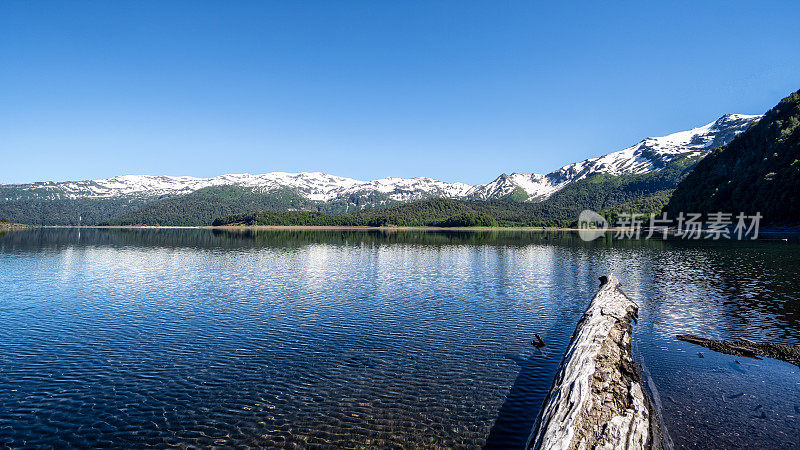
[529,274,662,450]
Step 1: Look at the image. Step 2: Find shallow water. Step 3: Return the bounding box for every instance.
[0,229,798,448]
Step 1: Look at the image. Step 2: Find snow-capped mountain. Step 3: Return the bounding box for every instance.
[469,113,761,201]
[1,113,760,204]
[3,172,473,203]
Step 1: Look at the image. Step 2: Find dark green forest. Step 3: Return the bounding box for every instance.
[0,197,153,226]
[104,186,318,226]
[539,155,700,223]
[214,198,505,227]
[666,89,800,224]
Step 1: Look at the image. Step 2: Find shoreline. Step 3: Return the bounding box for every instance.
[0,222,36,231]
[26,224,800,234]
[39,225,590,231]
[206,225,588,231]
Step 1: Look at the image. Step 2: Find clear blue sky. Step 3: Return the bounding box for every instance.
[1,1,799,185]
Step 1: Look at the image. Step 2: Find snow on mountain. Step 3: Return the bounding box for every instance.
[469,113,761,201]
[1,113,761,204]
[465,173,558,200]
[5,171,472,203]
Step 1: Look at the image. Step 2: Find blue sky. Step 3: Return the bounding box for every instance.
[1,1,799,185]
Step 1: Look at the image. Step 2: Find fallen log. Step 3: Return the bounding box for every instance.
[676,334,800,367]
[529,274,662,450]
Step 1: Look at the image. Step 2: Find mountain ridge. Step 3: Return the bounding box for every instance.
[466,113,760,201]
[2,114,760,206]
[0,113,762,226]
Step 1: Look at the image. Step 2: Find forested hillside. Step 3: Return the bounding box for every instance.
[104,186,318,226]
[538,154,701,222]
[666,89,800,224]
[0,197,152,226]
[214,198,505,227]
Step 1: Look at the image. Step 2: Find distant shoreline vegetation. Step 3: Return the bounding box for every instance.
[0,219,35,231]
[214,199,514,228]
[214,210,500,228]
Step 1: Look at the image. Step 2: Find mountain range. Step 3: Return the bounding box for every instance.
[3,113,759,202]
[0,113,761,226]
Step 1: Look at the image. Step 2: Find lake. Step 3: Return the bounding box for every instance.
[1,228,798,448]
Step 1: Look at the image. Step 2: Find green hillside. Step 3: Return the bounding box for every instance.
[540,154,700,221]
[0,197,153,226]
[666,89,800,224]
[214,198,503,227]
[104,186,318,226]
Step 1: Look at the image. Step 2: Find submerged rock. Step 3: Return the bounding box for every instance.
[531,333,546,348]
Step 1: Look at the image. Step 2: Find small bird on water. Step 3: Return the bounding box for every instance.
[532,333,546,348]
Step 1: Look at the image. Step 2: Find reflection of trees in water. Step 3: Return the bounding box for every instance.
[1,228,589,249]
[673,241,800,341]
[0,228,698,251]
[3,228,798,340]
[617,240,800,343]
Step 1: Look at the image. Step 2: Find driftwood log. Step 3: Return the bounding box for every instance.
[529,274,662,450]
[677,334,800,367]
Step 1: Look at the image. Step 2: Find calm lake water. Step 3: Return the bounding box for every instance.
[1,228,799,448]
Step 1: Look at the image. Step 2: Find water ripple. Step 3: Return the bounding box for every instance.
[0,229,798,448]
